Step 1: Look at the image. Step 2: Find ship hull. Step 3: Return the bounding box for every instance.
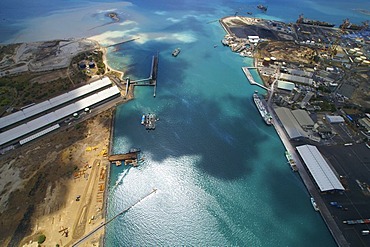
[253,93,272,125]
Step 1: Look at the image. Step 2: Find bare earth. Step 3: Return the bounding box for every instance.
[0,110,113,247]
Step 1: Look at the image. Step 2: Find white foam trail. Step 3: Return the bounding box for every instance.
[154,11,167,15]
[166,17,181,23]
[112,168,131,191]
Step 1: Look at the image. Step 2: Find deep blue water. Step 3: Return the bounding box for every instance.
[1,0,369,246]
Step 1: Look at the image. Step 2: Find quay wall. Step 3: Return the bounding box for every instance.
[268,106,349,247]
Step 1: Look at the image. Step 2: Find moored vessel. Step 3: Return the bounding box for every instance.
[253,92,272,125]
[296,14,335,27]
[311,197,319,211]
[285,151,298,171]
[172,48,181,57]
[257,5,267,12]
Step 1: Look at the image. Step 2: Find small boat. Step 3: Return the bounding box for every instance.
[311,197,319,211]
[172,48,181,57]
[257,4,267,12]
[141,115,145,125]
[116,161,122,167]
[247,12,253,15]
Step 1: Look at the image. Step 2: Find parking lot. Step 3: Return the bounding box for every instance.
[318,143,370,247]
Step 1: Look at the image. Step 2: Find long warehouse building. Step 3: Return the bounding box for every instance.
[296,145,345,192]
[0,77,112,129]
[0,86,120,147]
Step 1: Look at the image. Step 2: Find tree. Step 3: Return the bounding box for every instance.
[38,234,46,244]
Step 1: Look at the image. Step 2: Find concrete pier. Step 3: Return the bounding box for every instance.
[241,67,269,90]
[268,105,349,247]
[130,54,159,97]
[108,151,139,162]
[105,37,140,48]
[72,188,157,247]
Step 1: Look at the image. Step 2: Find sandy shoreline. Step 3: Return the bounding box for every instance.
[0,38,133,246]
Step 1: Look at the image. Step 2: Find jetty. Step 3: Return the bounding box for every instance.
[105,37,140,48]
[131,53,159,97]
[267,104,349,247]
[72,188,157,247]
[108,151,139,162]
[241,67,269,90]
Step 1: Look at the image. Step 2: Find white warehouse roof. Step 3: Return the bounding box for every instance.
[296,145,345,192]
[326,115,345,123]
[279,73,313,85]
[0,77,112,129]
[0,86,120,146]
[19,124,60,145]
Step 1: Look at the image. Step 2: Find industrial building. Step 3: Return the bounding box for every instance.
[358,117,370,133]
[279,73,313,85]
[0,77,112,130]
[326,115,345,124]
[286,68,313,78]
[291,109,314,129]
[300,91,314,108]
[277,80,295,91]
[274,107,308,139]
[0,79,120,147]
[296,145,345,192]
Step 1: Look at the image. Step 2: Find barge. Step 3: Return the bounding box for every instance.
[141,113,157,130]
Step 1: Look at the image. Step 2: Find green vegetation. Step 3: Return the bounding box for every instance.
[0,48,106,114]
[71,50,105,77]
[318,85,331,93]
[319,101,336,112]
[0,44,19,60]
[0,71,75,113]
[37,234,46,244]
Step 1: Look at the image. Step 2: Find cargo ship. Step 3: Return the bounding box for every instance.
[296,14,335,27]
[311,197,319,211]
[285,151,298,171]
[339,18,364,30]
[253,92,272,125]
[257,5,267,12]
[172,48,181,57]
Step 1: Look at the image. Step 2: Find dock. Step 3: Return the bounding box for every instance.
[108,151,139,162]
[241,67,269,90]
[105,37,140,48]
[130,53,159,97]
[268,105,349,247]
[72,189,157,247]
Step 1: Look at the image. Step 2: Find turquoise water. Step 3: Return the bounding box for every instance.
[1,0,369,246]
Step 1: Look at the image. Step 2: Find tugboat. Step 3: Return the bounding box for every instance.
[257,4,267,12]
[172,48,181,57]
